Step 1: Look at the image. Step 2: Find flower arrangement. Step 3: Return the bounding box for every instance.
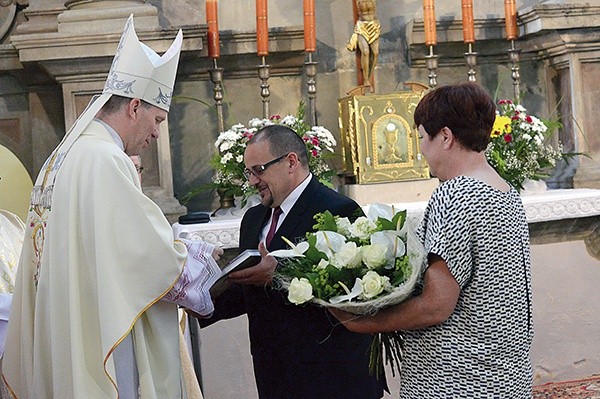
[271,204,425,377]
[486,99,564,191]
[182,103,337,206]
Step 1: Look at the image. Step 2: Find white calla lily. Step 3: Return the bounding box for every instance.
[329,278,362,304]
[366,203,395,222]
[269,236,309,258]
[370,231,406,261]
[314,231,346,258]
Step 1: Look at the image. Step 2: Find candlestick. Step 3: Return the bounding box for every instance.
[304,52,318,125]
[423,0,436,46]
[303,0,316,52]
[508,40,522,103]
[464,43,477,82]
[425,45,439,87]
[258,56,271,118]
[256,0,269,56]
[206,0,220,58]
[461,0,475,44]
[208,58,225,134]
[504,0,518,40]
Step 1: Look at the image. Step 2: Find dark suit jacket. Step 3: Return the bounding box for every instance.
[204,177,385,399]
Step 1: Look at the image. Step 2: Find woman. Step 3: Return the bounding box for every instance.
[330,83,533,398]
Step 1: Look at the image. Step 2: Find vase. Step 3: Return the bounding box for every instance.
[212,188,236,217]
[217,188,236,209]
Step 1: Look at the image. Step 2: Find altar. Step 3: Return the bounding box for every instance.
[172,188,600,250]
[174,188,600,398]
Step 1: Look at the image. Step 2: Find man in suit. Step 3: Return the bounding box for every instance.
[201,125,385,398]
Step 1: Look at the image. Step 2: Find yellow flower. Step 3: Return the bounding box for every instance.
[492,115,512,138]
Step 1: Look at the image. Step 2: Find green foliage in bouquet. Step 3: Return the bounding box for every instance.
[277,210,411,304]
[272,205,426,378]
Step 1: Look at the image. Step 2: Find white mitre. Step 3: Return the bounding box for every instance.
[30,15,183,209]
[104,14,183,111]
[73,14,183,130]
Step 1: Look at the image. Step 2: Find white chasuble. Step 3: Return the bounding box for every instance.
[0,210,25,355]
[3,121,211,398]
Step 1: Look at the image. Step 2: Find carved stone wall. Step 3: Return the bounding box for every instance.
[2,0,600,212]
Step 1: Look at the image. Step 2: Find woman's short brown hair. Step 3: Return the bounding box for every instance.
[414,83,496,152]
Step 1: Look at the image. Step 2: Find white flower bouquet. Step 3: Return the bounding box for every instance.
[182,102,338,206]
[272,204,426,377]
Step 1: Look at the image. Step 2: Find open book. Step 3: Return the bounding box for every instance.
[209,249,261,297]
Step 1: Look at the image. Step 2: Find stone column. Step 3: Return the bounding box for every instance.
[59,0,159,34]
[520,1,600,189]
[10,0,189,218]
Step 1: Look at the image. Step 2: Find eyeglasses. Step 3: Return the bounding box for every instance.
[243,153,288,179]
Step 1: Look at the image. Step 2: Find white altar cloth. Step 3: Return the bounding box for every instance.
[172,189,600,249]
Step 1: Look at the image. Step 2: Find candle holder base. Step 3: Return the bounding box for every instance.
[258,61,271,119]
[464,51,478,82]
[304,56,318,126]
[425,54,439,88]
[208,63,225,134]
[508,42,522,103]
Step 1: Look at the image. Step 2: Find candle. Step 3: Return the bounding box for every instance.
[206,0,220,58]
[303,0,316,52]
[461,0,475,44]
[423,0,436,46]
[504,0,518,40]
[256,0,269,56]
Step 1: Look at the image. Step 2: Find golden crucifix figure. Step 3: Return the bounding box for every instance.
[347,0,380,89]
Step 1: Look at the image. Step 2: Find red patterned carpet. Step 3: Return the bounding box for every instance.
[533,376,600,398]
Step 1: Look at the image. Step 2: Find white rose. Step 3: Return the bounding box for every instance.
[361,243,387,269]
[360,271,390,299]
[330,242,362,269]
[349,217,377,240]
[288,277,314,305]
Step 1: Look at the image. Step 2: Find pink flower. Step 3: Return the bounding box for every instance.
[525,115,533,123]
[311,149,318,157]
[270,114,281,121]
[311,137,320,146]
[503,134,512,143]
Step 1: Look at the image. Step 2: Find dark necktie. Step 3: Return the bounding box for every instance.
[265,207,283,247]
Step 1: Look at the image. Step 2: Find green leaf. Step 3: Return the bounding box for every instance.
[313,211,338,232]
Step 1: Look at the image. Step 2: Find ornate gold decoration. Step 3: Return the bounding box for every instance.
[338,90,429,184]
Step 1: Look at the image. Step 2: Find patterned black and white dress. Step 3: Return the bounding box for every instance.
[403,176,533,398]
